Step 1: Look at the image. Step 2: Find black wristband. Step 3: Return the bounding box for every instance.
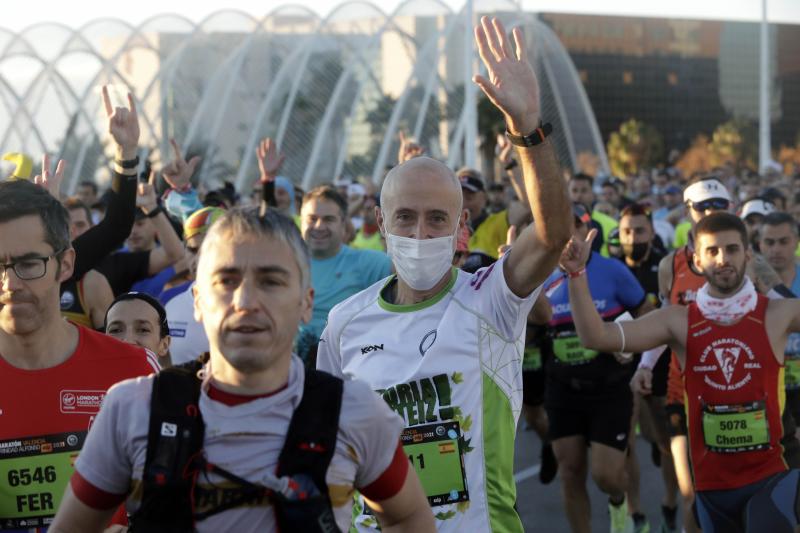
[114,156,140,169]
[503,159,518,171]
[505,122,553,147]
[144,205,163,218]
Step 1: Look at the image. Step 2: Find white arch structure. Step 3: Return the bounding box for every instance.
[0,1,608,194]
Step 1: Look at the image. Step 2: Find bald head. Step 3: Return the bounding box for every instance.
[378,157,465,239]
[381,157,462,215]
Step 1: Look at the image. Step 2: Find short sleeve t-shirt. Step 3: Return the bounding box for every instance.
[71,356,406,532]
[165,282,209,365]
[301,246,392,342]
[317,255,539,532]
[0,326,159,531]
[544,252,646,388]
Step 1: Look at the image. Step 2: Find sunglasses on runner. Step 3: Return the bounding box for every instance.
[690,198,730,212]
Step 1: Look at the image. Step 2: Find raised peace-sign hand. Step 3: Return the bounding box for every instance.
[473,16,541,136]
[33,154,66,199]
[162,139,201,191]
[102,85,140,160]
[558,228,597,275]
[397,131,425,164]
[255,137,285,183]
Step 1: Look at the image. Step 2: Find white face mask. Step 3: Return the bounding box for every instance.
[383,224,458,291]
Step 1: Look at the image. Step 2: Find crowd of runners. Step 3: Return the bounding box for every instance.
[2,16,800,533]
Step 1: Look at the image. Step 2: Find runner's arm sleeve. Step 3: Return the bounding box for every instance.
[359,442,409,501]
[49,484,119,533]
[469,253,541,340]
[340,380,406,491]
[71,170,137,281]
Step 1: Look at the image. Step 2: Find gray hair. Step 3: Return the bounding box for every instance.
[198,207,311,289]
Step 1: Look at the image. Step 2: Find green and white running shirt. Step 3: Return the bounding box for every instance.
[317,256,539,532]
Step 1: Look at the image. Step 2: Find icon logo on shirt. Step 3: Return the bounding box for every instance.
[419,329,437,357]
[161,422,177,437]
[60,291,75,310]
[60,390,106,414]
[697,338,760,390]
[361,344,384,355]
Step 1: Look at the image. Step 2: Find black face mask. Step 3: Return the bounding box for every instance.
[623,242,650,262]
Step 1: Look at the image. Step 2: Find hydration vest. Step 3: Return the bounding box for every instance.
[129,360,343,532]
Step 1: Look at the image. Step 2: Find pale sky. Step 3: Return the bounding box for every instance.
[4,0,800,31]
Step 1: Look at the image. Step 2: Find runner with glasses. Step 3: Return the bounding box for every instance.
[0,180,159,533]
[0,251,65,281]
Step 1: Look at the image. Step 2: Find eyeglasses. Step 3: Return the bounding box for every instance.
[690,198,730,212]
[0,251,62,281]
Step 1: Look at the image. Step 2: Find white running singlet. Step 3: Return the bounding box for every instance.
[318,255,539,532]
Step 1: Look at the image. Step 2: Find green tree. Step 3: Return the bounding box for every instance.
[607,119,664,178]
[708,119,757,167]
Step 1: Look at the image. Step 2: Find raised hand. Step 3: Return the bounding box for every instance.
[33,154,66,199]
[162,139,201,190]
[397,131,425,164]
[558,227,596,274]
[473,16,540,135]
[255,137,285,183]
[136,171,158,213]
[102,85,140,160]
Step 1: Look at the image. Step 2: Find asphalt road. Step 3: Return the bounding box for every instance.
[514,424,676,532]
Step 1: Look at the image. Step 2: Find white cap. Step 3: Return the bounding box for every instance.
[683,179,731,203]
[740,199,776,220]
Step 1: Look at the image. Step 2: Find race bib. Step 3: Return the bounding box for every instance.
[702,401,770,453]
[0,431,86,529]
[400,421,468,507]
[786,358,800,391]
[553,337,598,365]
[522,346,542,372]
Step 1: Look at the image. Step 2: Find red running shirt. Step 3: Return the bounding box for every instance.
[684,295,787,491]
[0,325,159,530]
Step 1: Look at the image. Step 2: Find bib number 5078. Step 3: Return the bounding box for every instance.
[7,467,57,487]
[719,420,747,431]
